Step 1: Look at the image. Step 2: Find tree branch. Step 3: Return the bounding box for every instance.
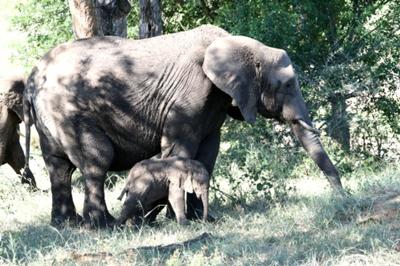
[70,232,214,263]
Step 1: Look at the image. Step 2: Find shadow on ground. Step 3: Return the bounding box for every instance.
[1,184,399,264]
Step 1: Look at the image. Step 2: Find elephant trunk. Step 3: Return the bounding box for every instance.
[117,198,136,226]
[201,190,208,222]
[280,89,343,191]
[117,206,129,226]
[291,121,343,191]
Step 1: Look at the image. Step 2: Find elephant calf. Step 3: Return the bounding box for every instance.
[117,156,209,226]
[0,77,36,188]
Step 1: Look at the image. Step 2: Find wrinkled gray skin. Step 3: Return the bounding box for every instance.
[117,157,209,226]
[0,77,36,188]
[23,25,342,228]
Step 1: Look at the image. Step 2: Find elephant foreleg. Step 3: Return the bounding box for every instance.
[168,185,187,225]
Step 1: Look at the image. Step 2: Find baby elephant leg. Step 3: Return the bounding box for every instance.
[144,198,168,225]
[168,185,187,225]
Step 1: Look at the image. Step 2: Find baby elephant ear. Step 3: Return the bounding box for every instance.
[203,36,261,123]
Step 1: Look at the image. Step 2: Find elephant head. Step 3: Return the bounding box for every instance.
[0,76,24,122]
[203,36,342,191]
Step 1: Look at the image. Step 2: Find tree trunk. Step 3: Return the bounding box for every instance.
[96,0,131,37]
[68,0,131,39]
[68,0,102,38]
[139,0,163,39]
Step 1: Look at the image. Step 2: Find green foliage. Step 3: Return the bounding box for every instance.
[213,119,300,204]
[126,2,140,38]
[162,0,228,33]
[11,0,72,70]
[303,0,400,159]
[375,97,400,134]
[216,0,346,68]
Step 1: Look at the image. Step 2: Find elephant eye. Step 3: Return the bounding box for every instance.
[284,82,294,95]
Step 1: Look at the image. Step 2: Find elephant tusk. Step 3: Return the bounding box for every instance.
[231,99,238,107]
[297,120,321,136]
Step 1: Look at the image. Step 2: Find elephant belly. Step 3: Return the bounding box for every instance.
[108,140,160,171]
[104,120,162,171]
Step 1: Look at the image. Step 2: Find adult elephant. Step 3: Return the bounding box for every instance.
[23,25,342,228]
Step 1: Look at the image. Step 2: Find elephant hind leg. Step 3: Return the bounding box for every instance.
[45,154,81,227]
[67,126,115,228]
[37,126,81,227]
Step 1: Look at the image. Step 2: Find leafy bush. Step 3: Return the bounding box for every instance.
[213,118,301,204]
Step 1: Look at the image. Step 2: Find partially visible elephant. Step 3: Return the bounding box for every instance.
[117,156,209,226]
[0,77,36,187]
[23,25,343,228]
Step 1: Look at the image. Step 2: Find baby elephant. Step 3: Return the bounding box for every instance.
[117,156,209,226]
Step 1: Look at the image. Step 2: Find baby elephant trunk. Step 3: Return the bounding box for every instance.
[117,187,128,201]
[201,190,208,222]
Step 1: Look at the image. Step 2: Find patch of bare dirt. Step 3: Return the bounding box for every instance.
[357,191,400,224]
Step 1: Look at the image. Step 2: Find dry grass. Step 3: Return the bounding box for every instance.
[1,144,400,265]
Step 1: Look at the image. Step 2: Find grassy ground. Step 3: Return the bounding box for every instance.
[1,146,399,265]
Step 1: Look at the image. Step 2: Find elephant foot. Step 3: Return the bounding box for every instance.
[84,210,116,229]
[176,216,189,225]
[21,167,38,190]
[205,213,216,223]
[51,212,83,228]
[187,208,216,223]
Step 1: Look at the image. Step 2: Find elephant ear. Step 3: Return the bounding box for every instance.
[182,171,194,194]
[169,172,193,193]
[203,36,261,123]
[1,78,25,121]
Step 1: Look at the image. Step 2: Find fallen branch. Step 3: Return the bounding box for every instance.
[210,185,237,202]
[71,232,213,262]
[132,232,212,252]
[71,252,113,263]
